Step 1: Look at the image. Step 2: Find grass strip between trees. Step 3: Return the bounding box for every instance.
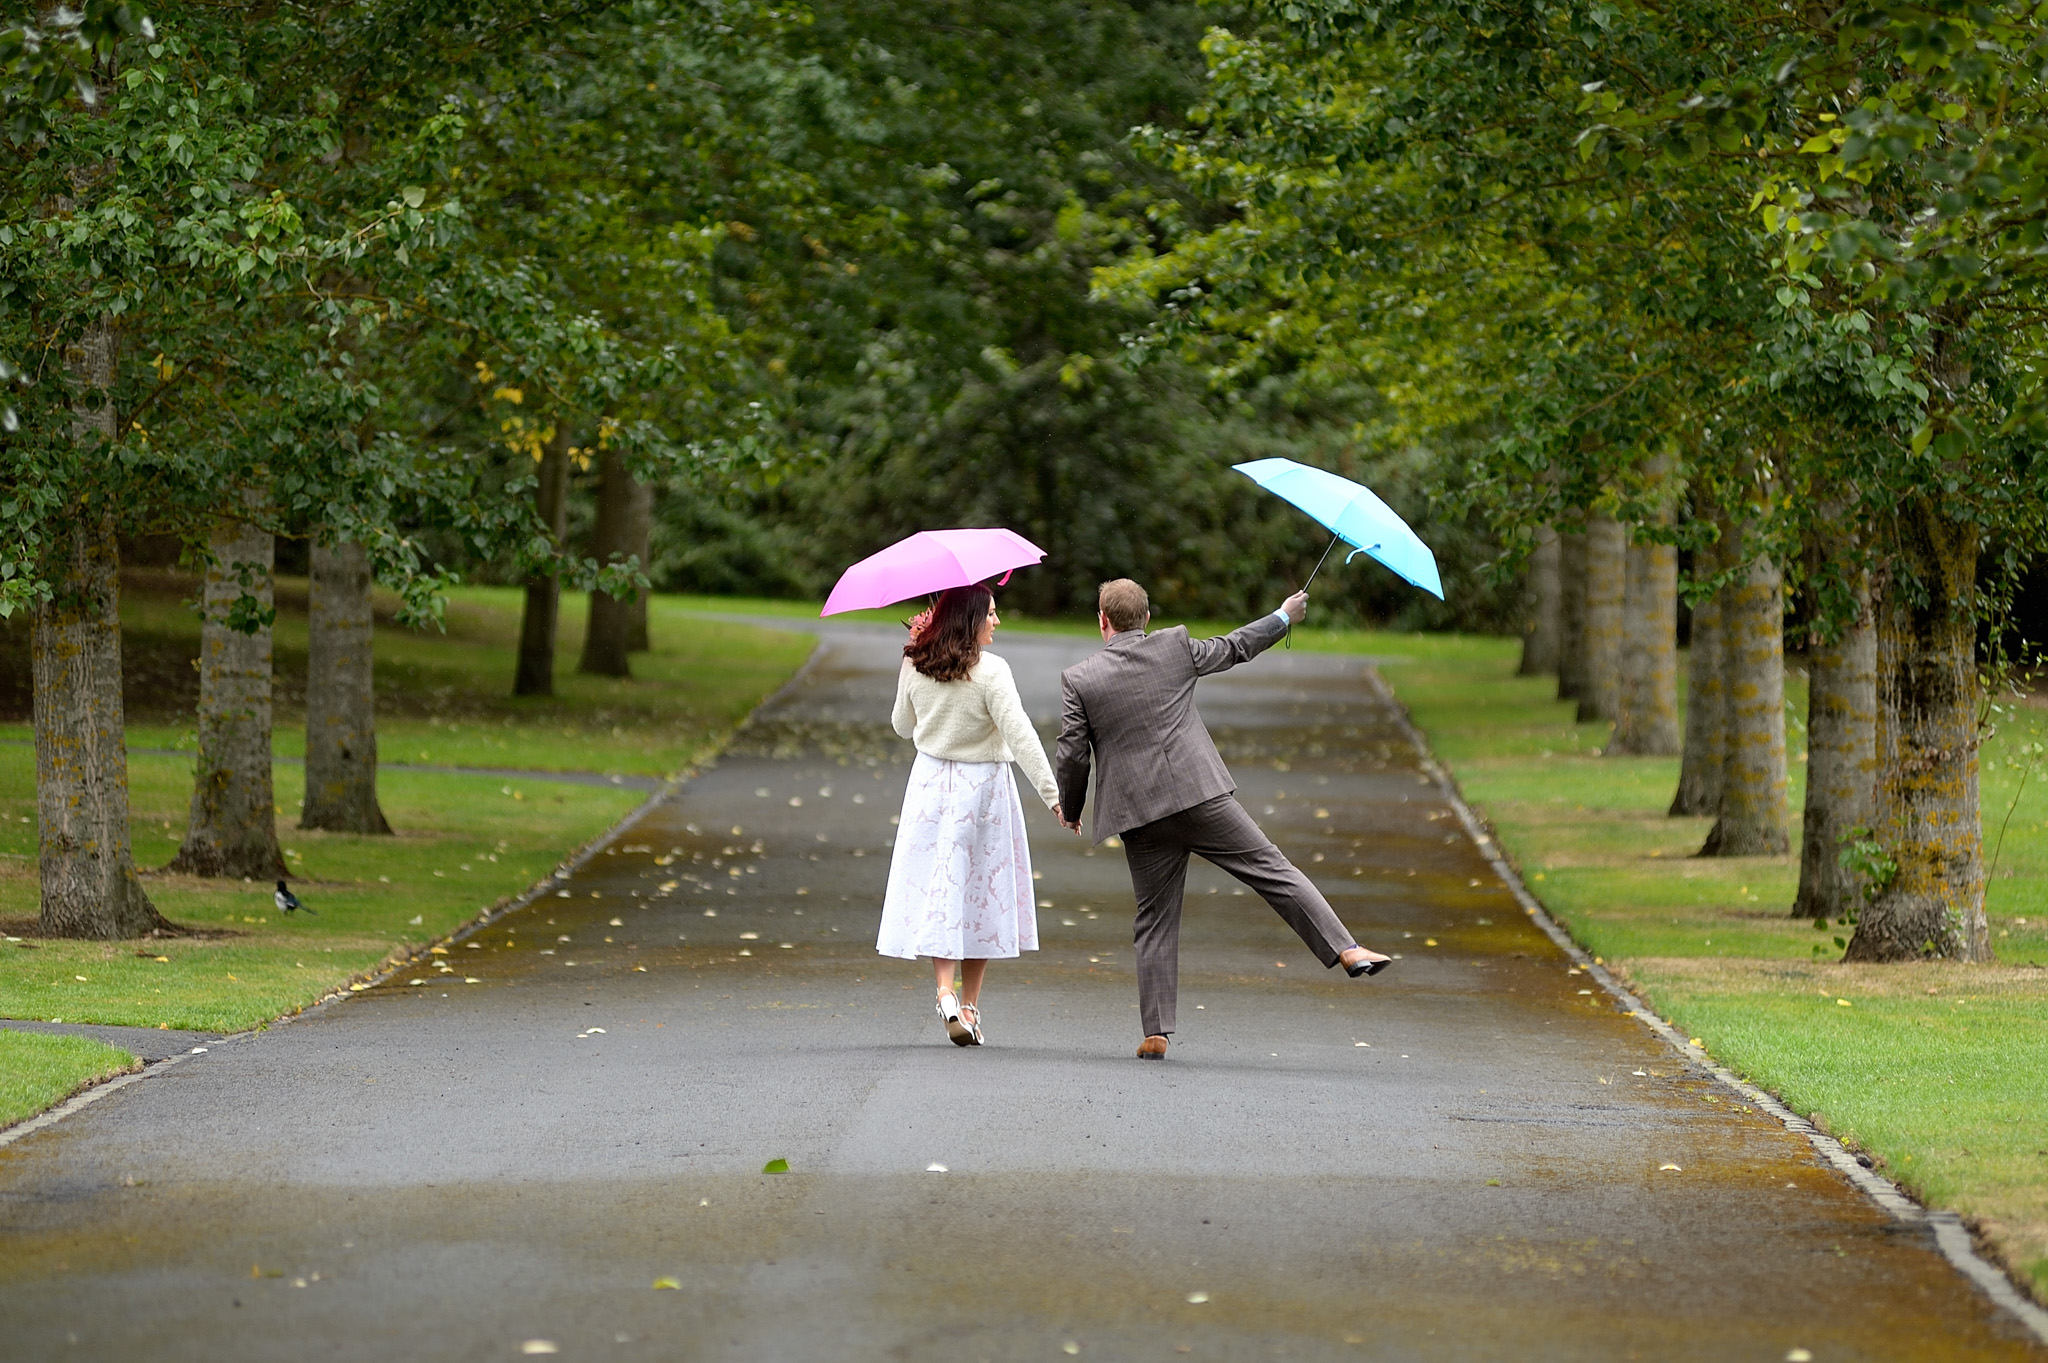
[1367,632,2048,1306]
[0,585,817,1120]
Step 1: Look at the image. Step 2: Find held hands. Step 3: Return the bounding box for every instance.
[1053,804,1082,835]
[1282,589,1309,624]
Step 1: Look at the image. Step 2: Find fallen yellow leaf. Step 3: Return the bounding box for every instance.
[652,1276,681,1290]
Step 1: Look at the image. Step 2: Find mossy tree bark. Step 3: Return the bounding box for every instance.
[1556,526,1588,703]
[169,516,284,878]
[302,539,391,834]
[1670,529,1726,816]
[35,322,170,938]
[579,447,641,678]
[1518,525,1560,676]
[1578,514,1626,723]
[1846,500,1989,961]
[1792,540,1875,920]
[1612,527,1679,755]
[1700,518,1790,855]
[514,427,573,697]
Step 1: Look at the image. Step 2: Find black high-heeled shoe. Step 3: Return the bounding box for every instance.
[1345,953,1391,978]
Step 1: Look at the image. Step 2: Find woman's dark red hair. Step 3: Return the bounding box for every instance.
[905,584,993,682]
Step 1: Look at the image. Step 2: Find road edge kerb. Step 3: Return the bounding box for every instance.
[0,631,833,1147]
[0,1053,187,1151]
[1368,663,2048,1345]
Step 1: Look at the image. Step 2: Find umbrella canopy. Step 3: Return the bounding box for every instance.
[1233,458,1444,599]
[821,528,1047,617]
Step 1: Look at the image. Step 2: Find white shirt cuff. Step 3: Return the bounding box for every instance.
[1271,608,1291,626]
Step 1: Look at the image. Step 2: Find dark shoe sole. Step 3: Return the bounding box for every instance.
[1346,958,1390,978]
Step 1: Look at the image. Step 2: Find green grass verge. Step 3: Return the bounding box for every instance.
[0,1030,139,1128]
[1,585,816,1044]
[1368,632,2048,1303]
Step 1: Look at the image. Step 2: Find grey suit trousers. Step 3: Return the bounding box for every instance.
[1121,794,1354,1038]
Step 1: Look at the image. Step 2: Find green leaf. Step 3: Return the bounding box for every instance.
[761,1158,789,1174]
[401,186,426,208]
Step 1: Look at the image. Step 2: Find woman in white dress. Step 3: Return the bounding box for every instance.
[878,583,1063,1046]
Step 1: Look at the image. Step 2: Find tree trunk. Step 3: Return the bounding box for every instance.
[1699,518,1790,856]
[169,516,284,878]
[623,471,652,653]
[1578,514,1626,723]
[1670,529,1726,816]
[1556,526,1588,702]
[1612,528,1679,755]
[1846,499,1989,961]
[35,318,169,938]
[302,539,390,834]
[1518,525,1560,676]
[579,448,639,678]
[34,510,170,937]
[1792,550,1875,920]
[514,427,573,697]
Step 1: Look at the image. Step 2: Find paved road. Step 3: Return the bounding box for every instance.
[3,625,2042,1362]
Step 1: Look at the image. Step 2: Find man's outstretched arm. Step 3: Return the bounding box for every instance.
[1189,589,1309,675]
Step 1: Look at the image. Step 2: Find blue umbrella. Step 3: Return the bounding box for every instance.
[1234,458,1445,600]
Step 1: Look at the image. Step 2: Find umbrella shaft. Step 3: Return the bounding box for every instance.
[1302,534,1341,591]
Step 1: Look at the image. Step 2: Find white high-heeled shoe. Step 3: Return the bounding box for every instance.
[959,1002,985,1046]
[936,991,973,1046]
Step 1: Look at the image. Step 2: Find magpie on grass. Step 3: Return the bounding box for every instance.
[275,880,313,915]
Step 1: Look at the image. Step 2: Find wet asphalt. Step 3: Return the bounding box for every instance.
[2,624,2043,1362]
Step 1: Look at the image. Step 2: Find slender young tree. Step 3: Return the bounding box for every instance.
[1579,515,1626,724]
[1700,516,1789,856]
[1518,525,1560,676]
[1671,531,1726,817]
[302,539,390,834]
[622,472,653,654]
[579,447,641,678]
[515,424,575,697]
[1556,525,1588,703]
[169,514,284,878]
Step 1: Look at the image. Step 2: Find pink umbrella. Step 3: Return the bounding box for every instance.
[821,528,1046,617]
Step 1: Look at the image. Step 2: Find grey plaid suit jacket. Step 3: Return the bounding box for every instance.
[1055,613,1290,843]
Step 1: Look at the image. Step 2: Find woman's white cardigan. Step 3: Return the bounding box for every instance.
[891,652,1059,809]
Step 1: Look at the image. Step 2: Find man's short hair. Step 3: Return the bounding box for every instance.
[1098,579,1149,633]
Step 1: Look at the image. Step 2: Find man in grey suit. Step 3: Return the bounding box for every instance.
[1056,578,1390,1059]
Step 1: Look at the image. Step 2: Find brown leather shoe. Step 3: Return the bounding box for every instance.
[1136,1035,1169,1060]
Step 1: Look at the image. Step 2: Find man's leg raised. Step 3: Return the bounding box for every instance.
[1185,796,1352,967]
[1122,823,1193,1038]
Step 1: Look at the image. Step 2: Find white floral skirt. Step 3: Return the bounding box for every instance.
[876,752,1039,961]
